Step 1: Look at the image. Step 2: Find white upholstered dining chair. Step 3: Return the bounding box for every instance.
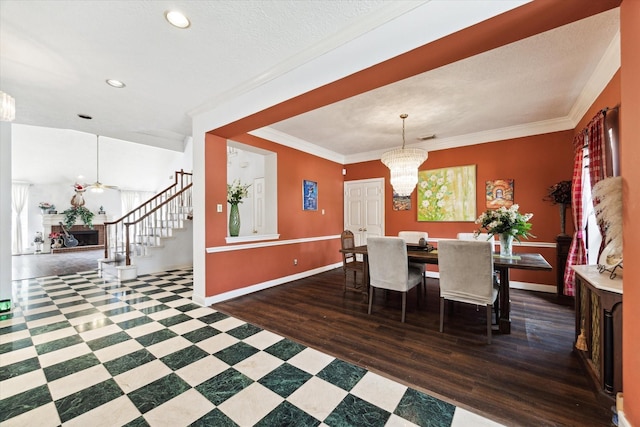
[457,232,500,289]
[367,236,423,323]
[456,232,495,245]
[437,239,498,344]
[398,231,428,289]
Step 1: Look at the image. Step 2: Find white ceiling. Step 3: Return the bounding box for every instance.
[1,1,620,177]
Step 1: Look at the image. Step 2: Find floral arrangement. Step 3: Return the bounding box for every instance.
[49,232,60,239]
[474,204,534,241]
[74,183,86,192]
[38,202,52,210]
[62,206,94,229]
[544,180,572,205]
[227,179,251,205]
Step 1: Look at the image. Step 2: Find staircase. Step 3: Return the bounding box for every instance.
[98,170,193,280]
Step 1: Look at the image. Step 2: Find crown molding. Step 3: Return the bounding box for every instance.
[249,127,345,164]
[344,116,575,164]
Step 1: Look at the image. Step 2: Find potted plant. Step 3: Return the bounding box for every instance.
[544,180,572,235]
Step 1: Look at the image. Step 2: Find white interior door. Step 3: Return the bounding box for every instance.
[344,178,384,245]
[253,177,265,234]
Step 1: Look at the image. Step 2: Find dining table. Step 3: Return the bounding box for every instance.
[341,243,552,334]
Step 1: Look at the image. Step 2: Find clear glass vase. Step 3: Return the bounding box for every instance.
[229,203,240,237]
[499,233,514,257]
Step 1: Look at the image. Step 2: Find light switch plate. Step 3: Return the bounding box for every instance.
[217,204,223,213]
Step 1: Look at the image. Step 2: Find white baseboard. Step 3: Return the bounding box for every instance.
[619,411,632,427]
[201,262,343,306]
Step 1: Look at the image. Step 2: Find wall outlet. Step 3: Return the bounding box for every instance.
[293,259,298,266]
[217,204,223,213]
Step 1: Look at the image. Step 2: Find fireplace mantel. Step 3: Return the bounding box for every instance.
[42,214,110,253]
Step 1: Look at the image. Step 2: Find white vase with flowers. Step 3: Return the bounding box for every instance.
[474,204,535,257]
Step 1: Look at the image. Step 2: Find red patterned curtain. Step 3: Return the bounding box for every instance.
[563,133,586,296]
[587,113,608,254]
[563,112,606,296]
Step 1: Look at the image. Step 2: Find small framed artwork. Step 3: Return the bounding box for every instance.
[485,179,514,209]
[392,191,411,211]
[303,180,318,211]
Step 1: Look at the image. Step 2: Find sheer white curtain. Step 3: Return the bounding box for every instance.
[11,183,30,254]
[121,190,138,215]
[121,190,155,216]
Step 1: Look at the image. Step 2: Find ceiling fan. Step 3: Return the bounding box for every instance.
[86,135,118,193]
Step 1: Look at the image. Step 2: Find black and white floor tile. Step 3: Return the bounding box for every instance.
[1,268,503,426]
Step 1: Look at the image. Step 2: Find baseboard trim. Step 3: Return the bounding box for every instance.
[201,262,343,306]
[619,411,631,427]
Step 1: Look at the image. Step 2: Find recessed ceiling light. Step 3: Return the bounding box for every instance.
[165,10,190,29]
[78,114,92,120]
[106,79,126,88]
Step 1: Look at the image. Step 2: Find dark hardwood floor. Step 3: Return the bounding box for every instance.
[213,268,612,427]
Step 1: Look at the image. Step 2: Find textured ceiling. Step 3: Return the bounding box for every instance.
[0,0,412,151]
[1,1,620,187]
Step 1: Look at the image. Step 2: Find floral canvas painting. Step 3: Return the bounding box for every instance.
[417,165,476,221]
[485,179,514,209]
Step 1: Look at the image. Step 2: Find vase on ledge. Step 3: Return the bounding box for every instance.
[499,233,514,257]
[229,203,240,237]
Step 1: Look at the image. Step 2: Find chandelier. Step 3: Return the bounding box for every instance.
[381,114,428,196]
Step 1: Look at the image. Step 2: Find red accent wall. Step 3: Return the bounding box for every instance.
[204,133,344,297]
[620,0,639,423]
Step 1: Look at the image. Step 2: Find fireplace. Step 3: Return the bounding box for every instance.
[50,224,105,253]
[43,214,108,254]
[72,230,99,246]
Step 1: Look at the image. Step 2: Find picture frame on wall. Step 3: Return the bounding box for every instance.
[392,191,411,211]
[302,179,318,211]
[485,179,514,209]
[417,164,477,221]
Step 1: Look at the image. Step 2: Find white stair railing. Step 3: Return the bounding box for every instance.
[104,170,192,265]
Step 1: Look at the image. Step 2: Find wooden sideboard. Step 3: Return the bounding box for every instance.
[572,265,623,401]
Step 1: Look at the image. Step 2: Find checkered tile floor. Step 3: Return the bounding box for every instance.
[1,268,503,426]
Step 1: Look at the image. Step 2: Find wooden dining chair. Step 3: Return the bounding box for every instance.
[367,236,423,323]
[340,230,365,293]
[438,240,498,344]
